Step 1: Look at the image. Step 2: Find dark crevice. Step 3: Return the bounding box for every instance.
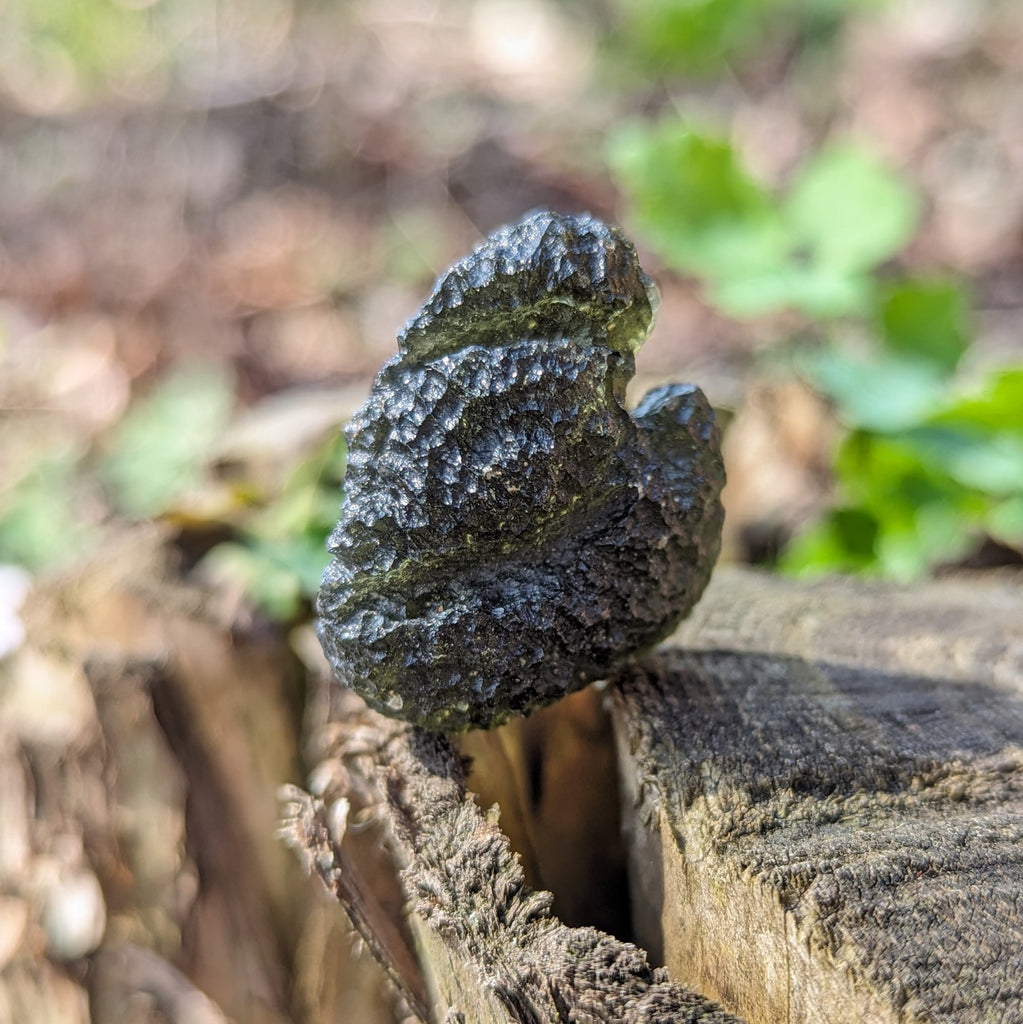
[458,684,636,942]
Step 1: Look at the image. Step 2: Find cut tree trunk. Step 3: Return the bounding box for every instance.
[290,567,1023,1024]
[283,700,743,1024]
[614,567,1023,1024]
[25,530,1016,1021]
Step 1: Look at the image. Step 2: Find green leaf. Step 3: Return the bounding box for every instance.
[202,532,328,621]
[242,431,346,542]
[878,279,969,374]
[18,0,156,84]
[785,146,919,272]
[867,500,974,581]
[0,448,97,571]
[607,121,786,280]
[712,262,869,318]
[101,364,235,517]
[901,427,1023,496]
[930,368,1023,435]
[873,527,930,581]
[780,506,879,576]
[781,430,988,580]
[986,496,1023,546]
[912,501,975,563]
[202,541,304,621]
[609,0,878,80]
[614,0,767,76]
[803,348,947,432]
[834,431,957,512]
[612,125,919,319]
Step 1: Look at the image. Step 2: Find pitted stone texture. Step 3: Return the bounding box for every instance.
[317,211,725,730]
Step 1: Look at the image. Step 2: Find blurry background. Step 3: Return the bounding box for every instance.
[3,0,1023,594]
[1,1,1022,1021]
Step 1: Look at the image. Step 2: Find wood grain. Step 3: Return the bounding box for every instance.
[288,712,744,1024]
[614,568,1023,1024]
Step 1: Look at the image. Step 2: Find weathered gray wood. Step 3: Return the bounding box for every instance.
[614,567,1023,1024]
[285,702,744,1024]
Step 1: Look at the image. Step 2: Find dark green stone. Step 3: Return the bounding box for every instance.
[316,211,725,730]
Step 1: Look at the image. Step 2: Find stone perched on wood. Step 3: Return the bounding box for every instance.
[317,211,725,730]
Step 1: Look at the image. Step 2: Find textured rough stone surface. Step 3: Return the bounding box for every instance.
[317,210,725,730]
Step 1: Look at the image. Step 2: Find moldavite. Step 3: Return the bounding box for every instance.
[317,211,725,731]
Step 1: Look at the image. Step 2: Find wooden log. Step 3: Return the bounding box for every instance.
[613,567,1023,1024]
[284,703,744,1024]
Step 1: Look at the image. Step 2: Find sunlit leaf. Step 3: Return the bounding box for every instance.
[785,146,919,272]
[874,527,931,581]
[712,262,868,318]
[610,0,877,79]
[194,428,346,620]
[614,0,767,76]
[879,279,969,374]
[913,501,976,564]
[0,448,98,570]
[803,349,946,432]
[779,507,879,576]
[611,124,918,319]
[930,368,1023,435]
[202,533,328,621]
[834,432,960,512]
[101,364,235,517]
[986,497,1023,548]
[902,428,1023,496]
[607,120,786,280]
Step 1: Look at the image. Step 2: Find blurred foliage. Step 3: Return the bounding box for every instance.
[3,0,1020,609]
[608,121,919,318]
[609,0,883,78]
[784,366,1023,578]
[8,0,157,86]
[0,358,346,620]
[0,0,297,110]
[610,113,1023,578]
[0,445,99,571]
[101,365,349,619]
[101,364,235,518]
[202,432,348,621]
